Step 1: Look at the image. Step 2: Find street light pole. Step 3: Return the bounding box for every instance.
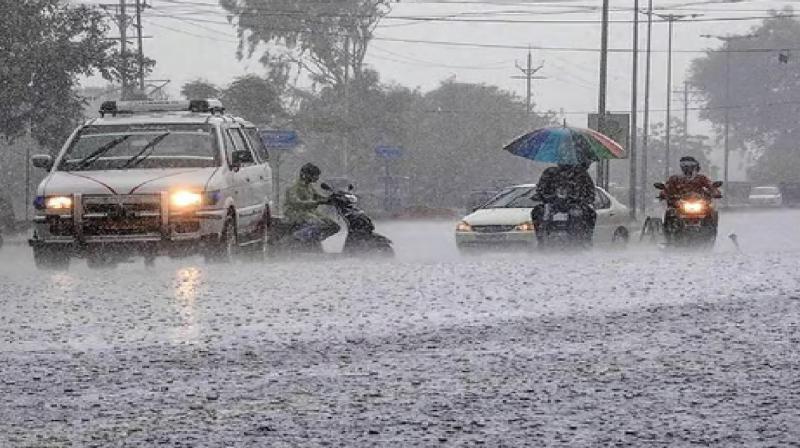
[629,0,639,220]
[597,0,610,188]
[665,17,674,179]
[640,0,653,216]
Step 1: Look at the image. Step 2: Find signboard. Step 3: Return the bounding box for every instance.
[259,130,300,150]
[375,145,404,160]
[588,113,630,158]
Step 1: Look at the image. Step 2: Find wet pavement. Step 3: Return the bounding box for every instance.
[1,209,799,446]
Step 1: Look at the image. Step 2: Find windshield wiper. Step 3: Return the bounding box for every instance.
[74,135,132,170]
[120,132,170,169]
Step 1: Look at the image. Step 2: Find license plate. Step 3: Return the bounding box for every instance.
[552,213,568,222]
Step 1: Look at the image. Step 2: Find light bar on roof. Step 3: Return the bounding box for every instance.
[99,99,225,116]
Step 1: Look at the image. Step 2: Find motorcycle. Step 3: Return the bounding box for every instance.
[654,181,723,247]
[534,186,593,249]
[269,183,394,256]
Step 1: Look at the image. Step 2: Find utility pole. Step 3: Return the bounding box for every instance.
[597,0,610,188]
[135,0,148,92]
[512,48,545,116]
[100,1,150,99]
[119,0,128,99]
[629,0,639,220]
[640,0,653,216]
[655,13,701,179]
[701,33,757,206]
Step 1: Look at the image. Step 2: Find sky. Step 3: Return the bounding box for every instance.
[77,0,799,179]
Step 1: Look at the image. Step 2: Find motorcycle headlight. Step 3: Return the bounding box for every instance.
[680,200,706,214]
[45,195,73,210]
[515,221,535,232]
[456,221,473,232]
[171,191,202,208]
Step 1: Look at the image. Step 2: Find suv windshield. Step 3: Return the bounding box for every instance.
[483,187,539,208]
[58,124,220,171]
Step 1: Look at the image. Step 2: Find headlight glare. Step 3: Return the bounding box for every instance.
[45,195,73,210]
[680,200,706,214]
[456,221,473,232]
[515,221,535,232]
[171,191,202,208]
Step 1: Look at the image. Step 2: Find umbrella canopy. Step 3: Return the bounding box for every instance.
[503,126,626,164]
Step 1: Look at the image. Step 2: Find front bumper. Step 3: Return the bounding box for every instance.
[30,192,227,251]
[455,230,536,247]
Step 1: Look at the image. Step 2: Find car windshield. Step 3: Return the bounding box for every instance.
[482,187,539,208]
[752,187,779,195]
[58,124,220,171]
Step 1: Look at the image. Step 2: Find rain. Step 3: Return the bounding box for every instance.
[2,0,800,446]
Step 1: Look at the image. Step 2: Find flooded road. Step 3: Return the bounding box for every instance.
[1,209,799,446]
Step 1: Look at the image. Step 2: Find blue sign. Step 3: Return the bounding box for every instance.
[260,130,300,150]
[375,145,404,160]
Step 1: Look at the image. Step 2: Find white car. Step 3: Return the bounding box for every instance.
[29,99,273,269]
[455,183,632,250]
[748,185,783,207]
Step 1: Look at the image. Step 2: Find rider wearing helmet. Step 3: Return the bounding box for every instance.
[660,156,720,205]
[531,155,597,245]
[284,163,340,242]
[660,156,721,240]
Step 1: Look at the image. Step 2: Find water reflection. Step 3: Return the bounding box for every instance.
[172,266,202,344]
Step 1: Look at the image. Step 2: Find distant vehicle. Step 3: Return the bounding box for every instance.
[29,99,273,269]
[454,183,632,250]
[748,185,783,207]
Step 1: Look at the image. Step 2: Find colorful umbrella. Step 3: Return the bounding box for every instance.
[503,125,626,164]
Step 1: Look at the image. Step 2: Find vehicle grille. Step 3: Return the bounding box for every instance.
[472,225,515,233]
[81,194,162,237]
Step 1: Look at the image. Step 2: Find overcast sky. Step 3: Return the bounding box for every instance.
[78,0,798,177]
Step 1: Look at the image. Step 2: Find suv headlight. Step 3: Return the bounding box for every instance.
[44,195,73,210]
[171,191,202,208]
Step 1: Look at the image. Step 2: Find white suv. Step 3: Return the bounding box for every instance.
[29,99,273,269]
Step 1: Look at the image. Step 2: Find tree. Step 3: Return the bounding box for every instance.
[219,0,391,88]
[221,75,285,125]
[180,80,221,100]
[0,0,120,150]
[688,9,800,181]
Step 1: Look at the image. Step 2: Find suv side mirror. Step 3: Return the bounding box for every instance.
[31,154,53,171]
[712,181,723,188]
[347,184,354,192]
[230,150,253,168]
[653,182,665,190]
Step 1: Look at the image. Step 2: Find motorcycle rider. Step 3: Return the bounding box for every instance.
[284,163,340,243]
[531,157,596,245]
[660,155,721,240]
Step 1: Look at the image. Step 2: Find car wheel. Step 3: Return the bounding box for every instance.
[33,245,70,270]
[205,215,237,263]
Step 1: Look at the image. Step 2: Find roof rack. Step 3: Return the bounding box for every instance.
[99,99,226,117]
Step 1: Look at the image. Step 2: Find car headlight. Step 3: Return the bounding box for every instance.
[171,191,202,208]
[45,195,73,210]
[456,221,473,232]
[515,221,535,232]
[680,200,706,214]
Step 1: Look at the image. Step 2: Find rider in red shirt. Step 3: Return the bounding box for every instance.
[660,156,720,206]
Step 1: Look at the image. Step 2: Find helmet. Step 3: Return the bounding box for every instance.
[299,163,321,181]
[679,156,700,176]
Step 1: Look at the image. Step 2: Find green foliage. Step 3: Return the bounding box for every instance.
[688,9,800,180]
[180,79,221,100]
[219,0,391,87]
[221,75,285,125]
[0,0,120,150]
